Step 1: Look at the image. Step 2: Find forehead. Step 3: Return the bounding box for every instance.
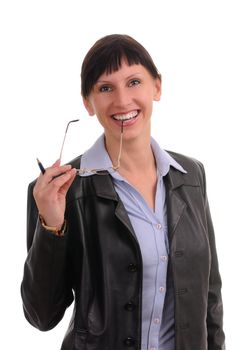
[96,59,152,83]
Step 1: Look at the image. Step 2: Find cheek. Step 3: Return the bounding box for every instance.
[92,97,110,114]
[136,86,154,102]
[142,92,155,116]
[139,91,155,110]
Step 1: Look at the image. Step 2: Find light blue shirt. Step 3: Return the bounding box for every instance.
[80,135,186,350]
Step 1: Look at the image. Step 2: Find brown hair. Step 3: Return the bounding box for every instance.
[81,34,161,98]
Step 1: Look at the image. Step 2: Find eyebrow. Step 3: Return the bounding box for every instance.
[96,73,143,84]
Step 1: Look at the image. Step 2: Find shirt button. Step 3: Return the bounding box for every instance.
[156,223,162,230]
[161,255,168,262]
[153,318,160,324]
[159,286,165,293]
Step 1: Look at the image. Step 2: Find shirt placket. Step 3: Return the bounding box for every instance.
[147,176,169,350]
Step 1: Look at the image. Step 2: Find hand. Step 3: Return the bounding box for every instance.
[33,160,77,228]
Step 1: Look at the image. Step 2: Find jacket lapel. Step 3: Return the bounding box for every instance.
[92,174,137,238]
[92,167,191,241]
[164,168,187,241]
[114,200,136,236]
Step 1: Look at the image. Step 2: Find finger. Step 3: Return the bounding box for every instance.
[59,168,77,195]
[35,164,72,190]
[36,159,60,178]
[51,159,61,167]
[44,164,72,182]
[48,168,76,194]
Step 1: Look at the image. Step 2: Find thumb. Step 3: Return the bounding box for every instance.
[52,159,61,168]
[59,168,77,195]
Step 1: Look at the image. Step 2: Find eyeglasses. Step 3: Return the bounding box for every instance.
[59,119,124,176]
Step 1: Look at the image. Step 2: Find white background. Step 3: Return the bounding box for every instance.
[0,0,231,348]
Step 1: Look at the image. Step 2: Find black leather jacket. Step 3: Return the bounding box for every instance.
[21,151,225,349]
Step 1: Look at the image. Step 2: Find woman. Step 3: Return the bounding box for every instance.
[21,34,225,349]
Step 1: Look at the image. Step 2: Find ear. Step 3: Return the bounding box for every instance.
[82,97,95,116]
[153,78,162,101]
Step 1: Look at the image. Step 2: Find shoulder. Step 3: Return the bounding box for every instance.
[167,150,204,174]
[166,150,206,190]
[69,155,82,169]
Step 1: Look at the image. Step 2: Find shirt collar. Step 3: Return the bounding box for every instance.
[150,138,187,176]
[80,134,187,177]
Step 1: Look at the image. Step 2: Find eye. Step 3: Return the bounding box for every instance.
[99,85,113,93]
[128,79,141,87]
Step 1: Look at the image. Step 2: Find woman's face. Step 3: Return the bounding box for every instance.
[83,59,161,142]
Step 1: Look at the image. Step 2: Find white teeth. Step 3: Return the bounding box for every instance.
[113,111,138,121]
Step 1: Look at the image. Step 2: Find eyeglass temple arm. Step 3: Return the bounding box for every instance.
[115,121,124,169]
[59,119,79,162]
[59,119,123,169]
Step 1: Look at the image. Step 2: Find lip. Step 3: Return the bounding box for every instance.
[111,109,140,127]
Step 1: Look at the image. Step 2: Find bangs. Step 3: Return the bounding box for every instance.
[104,48,141,75]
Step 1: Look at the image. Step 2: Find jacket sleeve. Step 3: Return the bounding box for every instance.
[21,181,74,331]
[200,164,225,349]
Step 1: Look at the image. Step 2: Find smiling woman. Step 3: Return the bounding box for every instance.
[83,59,161,150]
[21,34,225,350]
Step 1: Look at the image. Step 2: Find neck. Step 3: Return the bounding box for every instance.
[105,131,156,174]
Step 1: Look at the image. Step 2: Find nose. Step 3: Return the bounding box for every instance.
[113,87,133,109]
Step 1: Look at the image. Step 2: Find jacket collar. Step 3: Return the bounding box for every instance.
[90,165,193,241]
[164,170,187,239]
[91,160,199,199]
[164,163,201,240]
[71,150,201,241]
[92,174,118,201]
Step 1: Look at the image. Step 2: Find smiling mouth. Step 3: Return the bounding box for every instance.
[112,110,139,121]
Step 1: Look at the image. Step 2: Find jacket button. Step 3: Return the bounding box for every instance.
[176,288,188,295]
[180,322,189,330]
[124,337,135,346]
[128,263,138,272]
[175,250,184,257]
[124,301,136,311]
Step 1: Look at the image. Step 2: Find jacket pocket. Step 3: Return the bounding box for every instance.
[75,329,110,350]
[75,328,88,349]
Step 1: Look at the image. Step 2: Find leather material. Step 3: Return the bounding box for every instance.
[21,151,225,349]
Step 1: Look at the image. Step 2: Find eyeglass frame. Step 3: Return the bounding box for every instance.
[59,119,124,176]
